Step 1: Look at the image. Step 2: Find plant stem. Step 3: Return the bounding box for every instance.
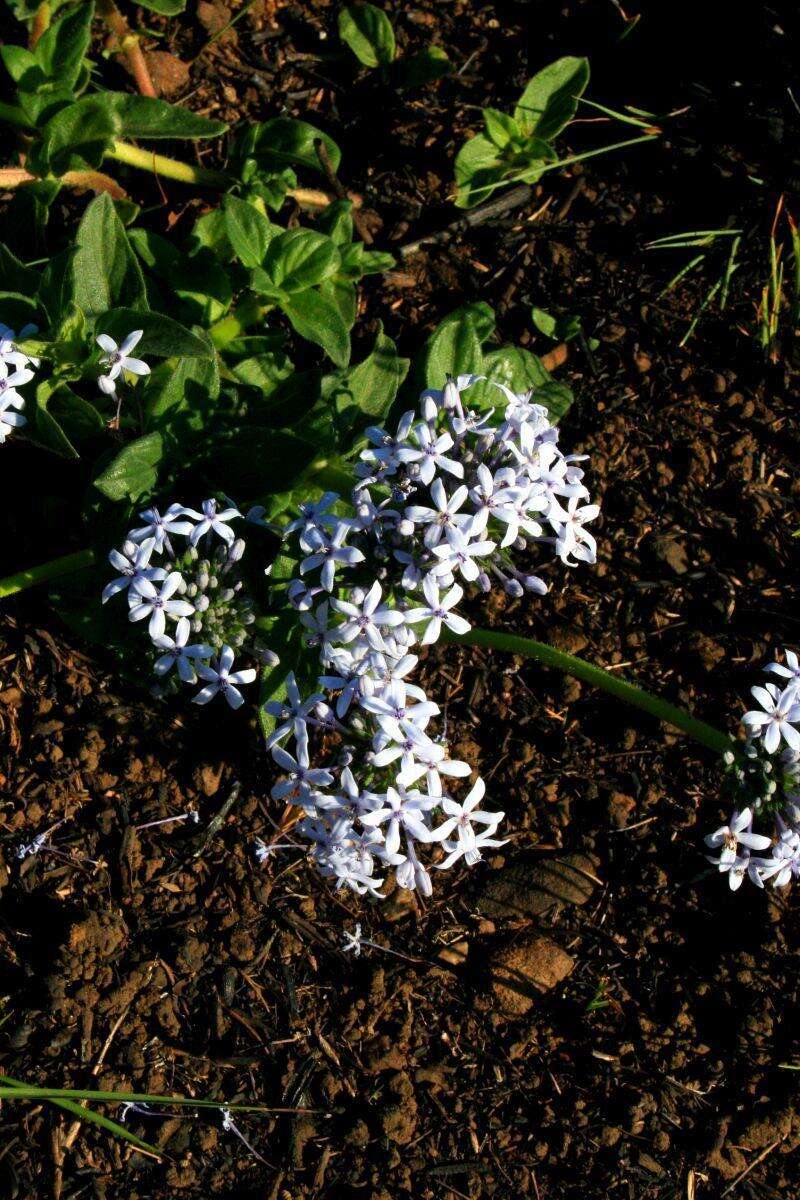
[0,548,97,600]
[97,0,157,98]
[444,626,732,755]
[106,140,232,188]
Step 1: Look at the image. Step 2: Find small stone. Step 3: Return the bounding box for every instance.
[489,933,574,1015]
[652,535,689,575]
[475,853,600,920]
[143,51,190,98]
[437,940,468,967]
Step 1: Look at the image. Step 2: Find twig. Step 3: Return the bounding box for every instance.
[97,0,157,98]
[313,138,373,244]
[192,782,241,858]
[398,184,533,258]
[720,1135,786,1196]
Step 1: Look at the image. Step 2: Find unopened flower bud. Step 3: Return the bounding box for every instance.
[505,578,524,598]
[228,538,246,564]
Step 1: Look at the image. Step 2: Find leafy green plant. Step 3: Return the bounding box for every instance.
[453,56,659,208]
[337,2,450,90]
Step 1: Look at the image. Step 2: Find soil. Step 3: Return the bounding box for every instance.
[2,2,800,1198]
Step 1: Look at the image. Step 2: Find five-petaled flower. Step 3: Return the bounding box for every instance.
[96,330,151,395]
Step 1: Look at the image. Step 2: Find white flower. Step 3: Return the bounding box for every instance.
[360,784,441,857]
[183,498,242,547]
[263,672,324,749]
[300,525,365,592]
[192,644,257,709]
[760,823,800,888]
[271,732,335,803]
[405,575,471,645]
[96,329,150,395]
[705,807,772,866]
[0,358,34,406]
[342,923,363,955]
[743,683,800,754]
[332,581,406,651]
[0,322,39,369]
[152,617,213,683]
[551,495,600,565]
[765,650,800,688]
[397,423,464,485]
[430,524,495,583]
[128,571,194,639]
[129,504,194,553]
[102,539,166,603]
[436,778,506,868]
[0,397,26,443]
[405,479,470,550]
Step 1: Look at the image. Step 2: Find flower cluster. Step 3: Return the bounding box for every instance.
[262,376,597,897]
[0,322,38,444]
[263,591,505,898]
[706,650,800,890]
[102,499,266,708]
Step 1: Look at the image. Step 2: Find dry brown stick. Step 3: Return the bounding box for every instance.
[398,184,534,258]
[97,0,157,98]
[720,1135,787,1197]
[313,137,374,244]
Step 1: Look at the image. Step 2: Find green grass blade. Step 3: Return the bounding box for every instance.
[0,1083,308,1113]
[0,1076,160,1157]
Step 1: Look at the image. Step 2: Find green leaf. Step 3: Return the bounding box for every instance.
[37,246,77,326]
[424,310,484,387]
[482,107,520,149]
[397,45,451,89]
[237,118,341,177]
[514,56,590,140]
[146,354,219,434]
[264,229,340,293]
[232,352,294,396]
[137,0,186,12]
[0,243,40,295]
[531,306,582,342]
[356,248,395,276]
[333,323,409,439]
[72,195,148,316]
[1,44,44,88]
[36,96,118,172]
[105,94,227,139]
[94,432,164,502]
[467,345,573,422]
[453,132,505,209]
[318,277,357,330]
[280,290,350,367]
[222,195,278,268]
[211,429,317,496]
[316,200,354,247]
[0,290,39,332]
[35,1,93,90]
[338,3,396,67]
[95,309,213,359]
[33,380,103,459]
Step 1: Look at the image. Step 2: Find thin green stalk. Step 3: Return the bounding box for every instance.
[0,548,97,599]
[0,1084,306,1112]
[462,132,658,204]
[443,626,732,755]
[106,140,232,189]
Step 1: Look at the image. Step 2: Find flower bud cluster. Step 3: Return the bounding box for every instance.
[102,499,265,708]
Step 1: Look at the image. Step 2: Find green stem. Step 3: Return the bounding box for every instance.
[444,626,732,755]
[106,140,232,189]
[0,548,97,599]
